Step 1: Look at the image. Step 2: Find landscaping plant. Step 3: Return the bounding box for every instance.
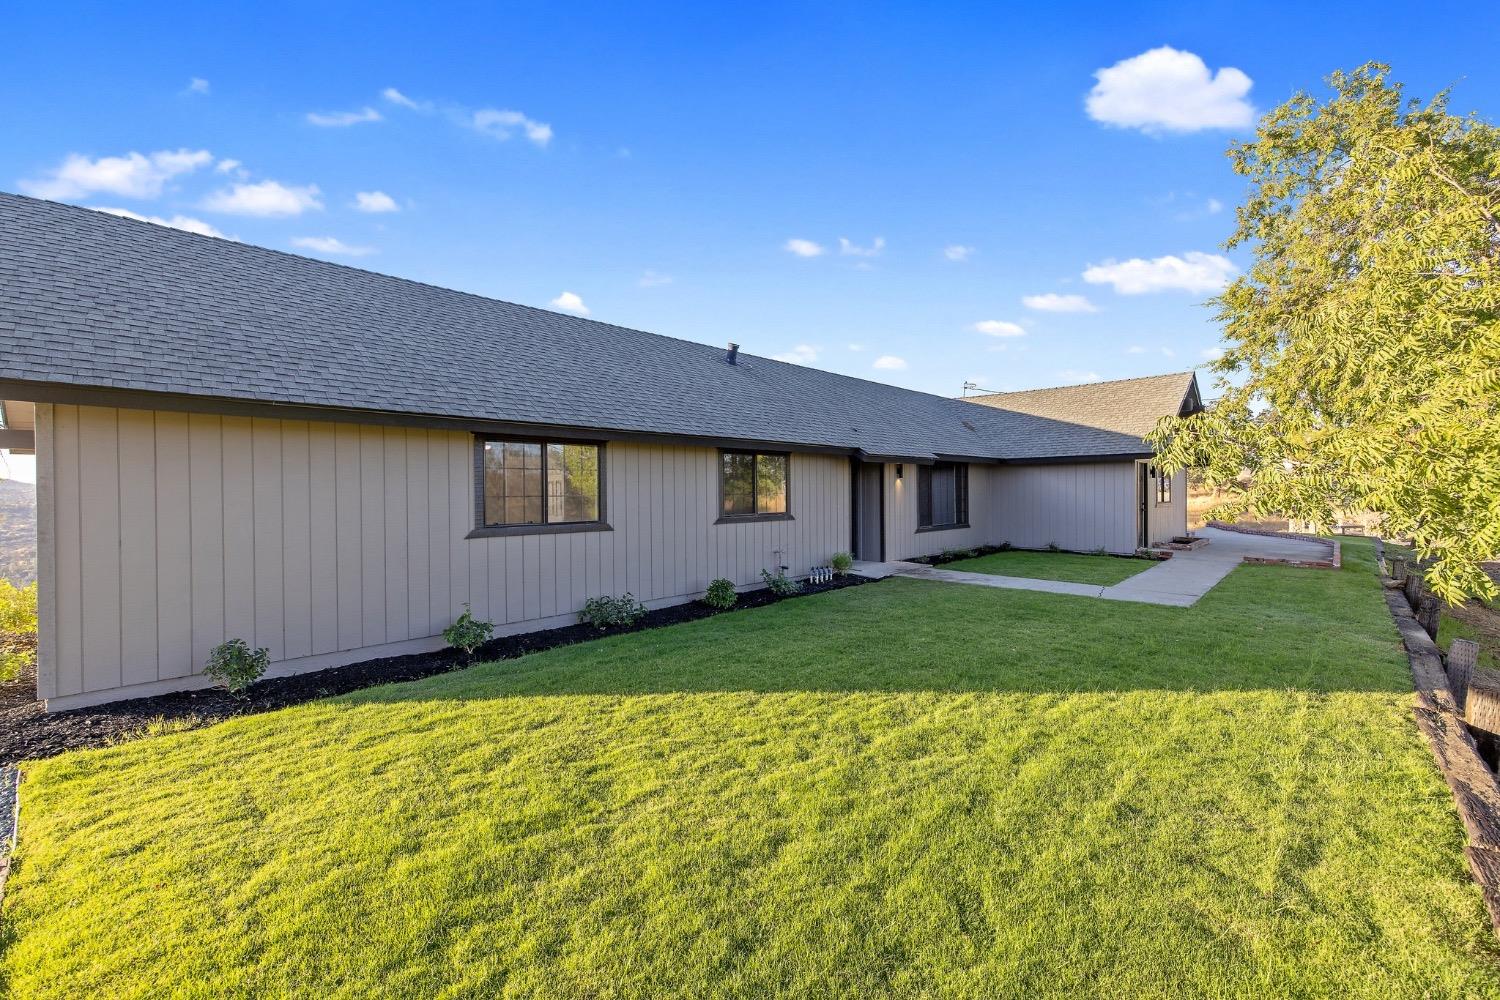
[203,638,269,694]
[703,578,738,610]
[1149,63,1500,603]
[444,604,495,657]
[760,567,802,597]
[830,552,853,577]
[580,593,648,630]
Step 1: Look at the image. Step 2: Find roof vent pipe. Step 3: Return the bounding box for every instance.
[726,342,739,365]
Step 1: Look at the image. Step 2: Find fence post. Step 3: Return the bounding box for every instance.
[1391,557,1408,584]
[1449,638,1480,715]
[1416,596,1442,640]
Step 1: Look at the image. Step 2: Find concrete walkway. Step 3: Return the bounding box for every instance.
[852,527,1334,608]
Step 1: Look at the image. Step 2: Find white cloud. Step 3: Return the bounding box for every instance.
[773,344,819,365]
[1201,347,1225,360]
[1083,251,1236,294]
[382,87,426,110]
[1126,345,1147,354]
[784,238,825,258]
[185,78,210,95]
[838,236,885,257]
[943,244,975,262]
[472,109,552,146]
[1206,198,1224,214]
[1058,369,1102,383]
[873,355,908,371]
[307,107,382,127]
[291,236,375,257]
[847,343,866,352]
[1086,46,1254,134]
[1162,347,1177,358]
[550,291,589,315]
[973,320,1026,338]
[95,206,228,239]
[215,158,243,175]
[353,190,399,213]
[201,180,323,217]
[19,148,213,200]
[1022,292,1098,313]
[638,270,673,287]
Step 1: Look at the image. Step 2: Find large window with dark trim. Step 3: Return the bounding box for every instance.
[480,439,601,528]
[917,461,969,530]
[719,451,789,519]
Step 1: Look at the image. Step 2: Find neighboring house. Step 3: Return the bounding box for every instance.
[0,194,1199,709]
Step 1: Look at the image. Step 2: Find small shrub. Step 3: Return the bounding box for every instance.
[444,603,495,656]
[1092,547,1109,557]
[760,568,803,597]
[580,593,648,630]
[941,547,976,562]
[703,578,738,610]
[830,551,854,577]
[998,541,1012,551]
[204,638,269,694]
[1046,542,1061,552]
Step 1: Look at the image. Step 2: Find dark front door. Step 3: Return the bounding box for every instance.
[854,462,884,561]
[1137,462,1150,549]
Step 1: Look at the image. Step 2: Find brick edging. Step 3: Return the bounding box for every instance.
[1374,538,1500,935]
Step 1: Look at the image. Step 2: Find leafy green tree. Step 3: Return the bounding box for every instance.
[1149,64,1500,603]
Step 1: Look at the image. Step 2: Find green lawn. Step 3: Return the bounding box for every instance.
[6,541,1499,997]
[944,548,1155,586]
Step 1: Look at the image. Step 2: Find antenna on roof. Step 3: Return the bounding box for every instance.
[962,381,977,396]
[962,381,1003,397]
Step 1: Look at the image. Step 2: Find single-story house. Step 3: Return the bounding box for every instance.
[0,193,1200,710]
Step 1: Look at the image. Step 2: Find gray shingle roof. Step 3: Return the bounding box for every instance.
[0,193,1188,461]
[963,372,1202,453]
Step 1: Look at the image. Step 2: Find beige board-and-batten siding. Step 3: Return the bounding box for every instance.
[35,403,851,709]
[989,463,1141,555]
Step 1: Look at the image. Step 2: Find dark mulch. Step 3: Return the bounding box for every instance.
[907,543,1152,568]
[0,575,876,767]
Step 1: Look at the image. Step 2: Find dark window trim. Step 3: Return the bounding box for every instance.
[716,449,794,522]
[917,461,969,530]
[472,435,608,535]
[1151,464,1172,506]
[915,522,972,534]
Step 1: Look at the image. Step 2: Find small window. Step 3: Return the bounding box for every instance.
[1155,468,1172,506]
[918,462,969,529]
[719,451,789,519]
[480,439,601,527]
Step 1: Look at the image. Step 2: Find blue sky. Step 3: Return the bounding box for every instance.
[5,1,1498,398]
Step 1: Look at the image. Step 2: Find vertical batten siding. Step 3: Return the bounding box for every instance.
[1147,468,1188,545]
[41,405,852,706]
[884,463,996,561]
[990,463,1138,554]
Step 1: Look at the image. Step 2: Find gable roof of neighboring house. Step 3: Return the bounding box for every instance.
[961,372,1203,453]
[0,193,1195,463]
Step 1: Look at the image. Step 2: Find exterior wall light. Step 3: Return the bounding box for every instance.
[895,464,904,480]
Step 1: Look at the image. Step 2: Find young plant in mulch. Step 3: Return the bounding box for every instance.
[703,578,738,610]
[444,604,496,659]
[580,593,648,630]
[830,552,854,577]
[760,568,802,597]
[204,639,269,696]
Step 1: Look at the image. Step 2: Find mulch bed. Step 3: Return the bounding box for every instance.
[0,575,876,767]
[907,544,1152,568]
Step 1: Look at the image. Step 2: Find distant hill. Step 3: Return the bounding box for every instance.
[0,479,35,585]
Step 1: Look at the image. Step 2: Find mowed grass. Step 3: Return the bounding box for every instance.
[5,542,1500,997]
[944,548,1155,586]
